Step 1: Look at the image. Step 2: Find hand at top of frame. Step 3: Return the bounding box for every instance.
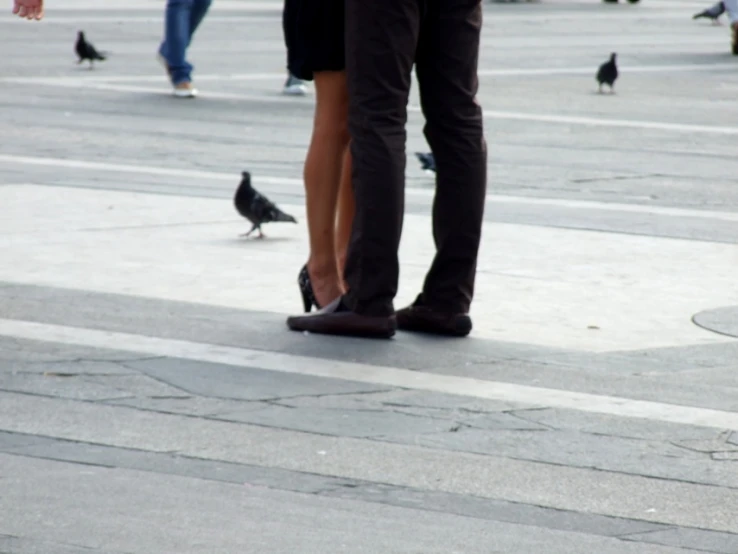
[12,0,44,20]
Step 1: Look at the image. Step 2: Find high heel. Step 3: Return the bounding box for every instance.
[298,264,321,313]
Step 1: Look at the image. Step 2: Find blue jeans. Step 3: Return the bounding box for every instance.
[158,0,213,85]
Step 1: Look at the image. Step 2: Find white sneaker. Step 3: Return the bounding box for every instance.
[173,82,198,98]
[283,73,307,96]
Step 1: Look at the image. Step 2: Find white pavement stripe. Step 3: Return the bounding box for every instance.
[6,78,738,136]
[1,318,737,432]
[1,154,737,222]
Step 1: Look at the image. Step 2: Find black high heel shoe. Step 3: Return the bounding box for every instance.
[298,265,321,313]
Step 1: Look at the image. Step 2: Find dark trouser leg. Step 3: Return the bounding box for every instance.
[415,0,487,314]
[342,0,421,317]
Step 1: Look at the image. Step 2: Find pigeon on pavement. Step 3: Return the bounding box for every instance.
[596,52,618,94]
[693,1,725,23]
[75,31,107,69]
[233,171,297,239]
[415,152,436,173]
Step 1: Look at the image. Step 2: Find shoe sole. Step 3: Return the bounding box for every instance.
[173,87,198,98]
[396,315,472,337]
[287,314,397,339]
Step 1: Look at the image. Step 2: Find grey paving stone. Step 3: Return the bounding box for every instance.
[3,453,712,554]
[0,435,675,540]
[0,373,188,402]
[0,359,135,376]
[528,350,708,374]
[443,358,738,412]
[2,439,339,495]
[120,356,390,400]
[0,431,47,451]
[214,403,461,438]
[509,407,727,442]
[0,337,151,365]
[611,342,738,370]
[670,431,738,456]
[322,483,670,538]
[105,395,266,416]
[623,527,738,554]
[391,427,738,489]
[0,535,120,554]
[279,388,534,415]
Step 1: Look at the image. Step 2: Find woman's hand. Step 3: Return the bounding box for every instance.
[12,0,44,20]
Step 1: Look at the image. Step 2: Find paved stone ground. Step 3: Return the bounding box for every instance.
[1,0,737,552]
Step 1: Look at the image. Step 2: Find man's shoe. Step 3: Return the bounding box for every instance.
[395,296,472,337]
[287,297,397,339]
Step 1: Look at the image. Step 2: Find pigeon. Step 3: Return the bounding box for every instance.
[75,31,107,69]
[233,171,297,238]
[596,52,618,94]
[693,1,725,23]
[415,152,436,173]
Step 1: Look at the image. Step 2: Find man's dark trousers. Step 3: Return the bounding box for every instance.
[342,0,488,318]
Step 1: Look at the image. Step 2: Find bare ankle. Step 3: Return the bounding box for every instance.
[307,258,338,280]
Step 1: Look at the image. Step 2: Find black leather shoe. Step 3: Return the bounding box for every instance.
[395,296,472,337]
[287,297,397,339]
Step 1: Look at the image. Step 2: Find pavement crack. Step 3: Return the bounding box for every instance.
[504,409,558,431]
[256,388,397,403]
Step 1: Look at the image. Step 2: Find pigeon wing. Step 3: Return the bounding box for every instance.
[249,191,279,223]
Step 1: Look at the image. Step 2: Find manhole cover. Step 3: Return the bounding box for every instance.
[692,306,738,339]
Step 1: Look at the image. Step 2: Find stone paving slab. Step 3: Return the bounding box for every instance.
[2,389,737,532]
[0,452,725,554]
[0,433,679,539]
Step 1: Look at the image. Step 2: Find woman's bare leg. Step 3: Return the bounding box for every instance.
[334,144,355,290]
[303,70,350,307]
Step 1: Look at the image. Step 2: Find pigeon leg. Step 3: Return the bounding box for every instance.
[598,83,603,94]
[240,223,258,237]
[256,228,265,239]
[610,84,616,94]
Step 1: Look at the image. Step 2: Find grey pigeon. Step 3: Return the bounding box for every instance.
[596,52,618,94]
[75,31,107,69]
[233,171,297,238]
[415,152,436,173]
[693,1,725,23]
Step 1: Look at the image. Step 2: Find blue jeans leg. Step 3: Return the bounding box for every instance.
[158,0,213,85]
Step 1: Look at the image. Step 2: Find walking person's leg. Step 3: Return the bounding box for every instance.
[281,0,308,95]
[395,0,487,337]
[158,0,211,96]
[188,0,212,44]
